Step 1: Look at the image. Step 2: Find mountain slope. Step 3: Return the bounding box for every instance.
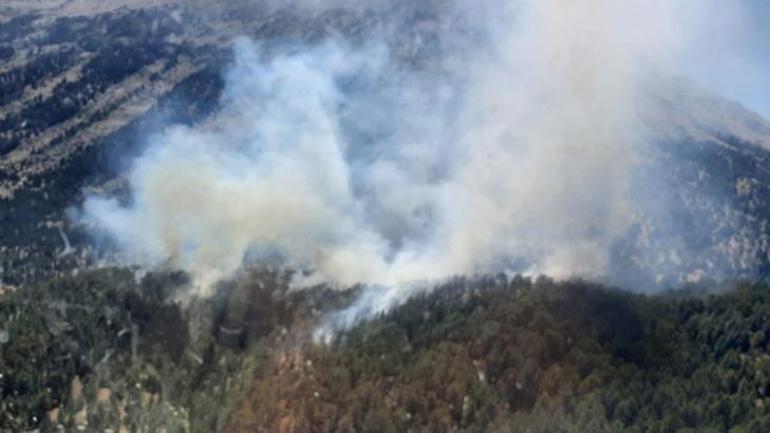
[3,1,770,290]
[224,277,770,433]
[0,0,435,288]
[3,3,770,432]
[5,270,770,432]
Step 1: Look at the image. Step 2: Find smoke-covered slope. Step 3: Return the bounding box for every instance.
[3,1,770,293]
[0,1,391,287]
[2,2,770,431]
[620,79,770,287]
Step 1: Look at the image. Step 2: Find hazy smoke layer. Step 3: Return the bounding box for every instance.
[80,0,750,302]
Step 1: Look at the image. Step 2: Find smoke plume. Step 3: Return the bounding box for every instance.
[80,0,757,307]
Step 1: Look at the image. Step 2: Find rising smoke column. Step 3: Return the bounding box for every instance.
[82,40,399,292]
[79,0,748,307]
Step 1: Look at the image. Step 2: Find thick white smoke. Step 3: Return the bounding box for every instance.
[80,0,754,307]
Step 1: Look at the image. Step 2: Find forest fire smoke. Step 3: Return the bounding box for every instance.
[79,0,756,323]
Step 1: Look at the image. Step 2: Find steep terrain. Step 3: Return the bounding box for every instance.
[3,2,770,433]
[5,270,770,432]
[0,0,444,289]
[224,277,770,433]
[3,1,770,290]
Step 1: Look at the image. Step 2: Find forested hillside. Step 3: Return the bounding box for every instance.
[4,270,770,432]
[3,2,770,433]
[224,277,770,433]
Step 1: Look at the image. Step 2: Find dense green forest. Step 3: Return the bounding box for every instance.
[224,276,770,433]
[0,268,271,432]
[4,269,770,432]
